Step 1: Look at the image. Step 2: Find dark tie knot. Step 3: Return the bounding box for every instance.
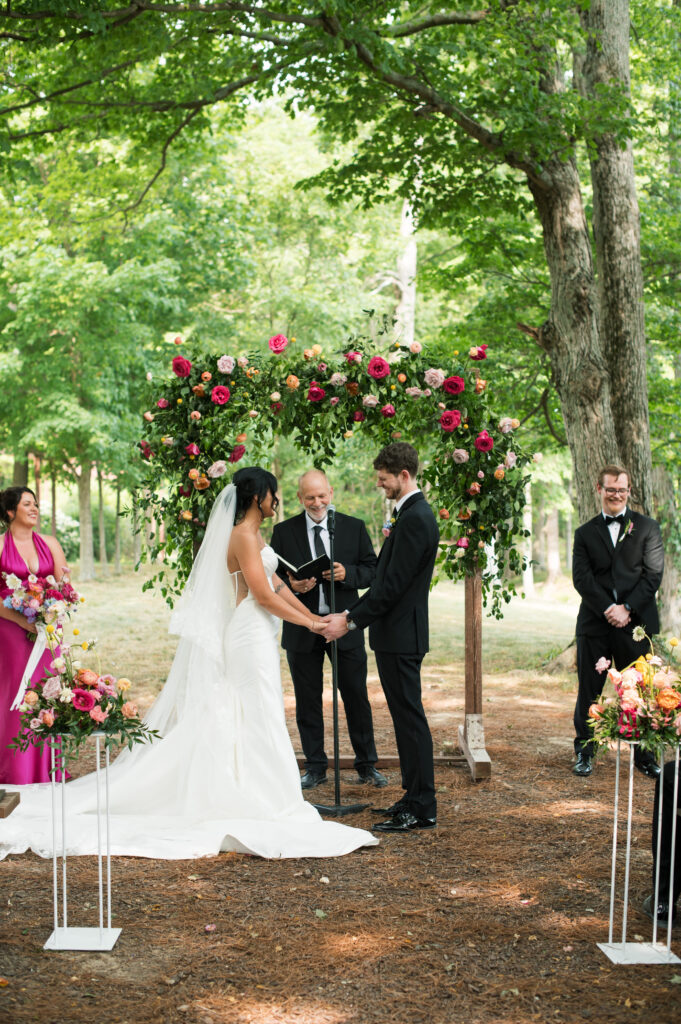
[605,514,624,525]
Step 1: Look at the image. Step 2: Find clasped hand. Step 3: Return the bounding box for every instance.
[310,613,348,642]
[605,603,631,628]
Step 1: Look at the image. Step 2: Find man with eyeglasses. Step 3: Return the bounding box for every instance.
[572,464,664,778]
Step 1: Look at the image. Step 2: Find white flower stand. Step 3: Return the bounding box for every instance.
[44,733,121,951]
[597,742,679,965]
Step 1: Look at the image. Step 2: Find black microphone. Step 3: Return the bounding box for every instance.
[326,504,336,535]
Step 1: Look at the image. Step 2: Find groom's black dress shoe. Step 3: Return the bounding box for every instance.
[370,798,408,816]
[573,752,593,776]
[300,770,327,790]
[642,894,677,926]
[372,810,436,833]
[634,753,661,779]
[356,766,388,788]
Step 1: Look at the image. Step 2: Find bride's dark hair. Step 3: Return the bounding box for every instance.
[232,466,279,523]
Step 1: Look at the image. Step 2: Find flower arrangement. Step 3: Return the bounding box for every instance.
[1,570,80,630]
[137,320,534,616]
[9,631,159,761]
[589,630,681,757]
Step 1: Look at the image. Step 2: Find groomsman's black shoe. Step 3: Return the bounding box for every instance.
[634,753,661,779]
[372,810,436,833]
[371,798,408,816]
[572,752,593,776]
[300,770,327,790]
[642,895,677,927]
[356,767,388,788]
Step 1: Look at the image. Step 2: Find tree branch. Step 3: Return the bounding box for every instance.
[385,11,488,38]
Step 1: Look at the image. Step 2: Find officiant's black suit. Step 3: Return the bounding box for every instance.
[572,509,664,757]
[270,510,378,773]
[348,492,440,819]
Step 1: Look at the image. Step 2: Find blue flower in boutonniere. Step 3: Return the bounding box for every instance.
[619,520,634,543]
[382,512,398,538]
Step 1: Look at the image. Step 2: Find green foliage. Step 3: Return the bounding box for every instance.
[138,319,533,616]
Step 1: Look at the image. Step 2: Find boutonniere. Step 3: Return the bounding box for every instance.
[619,520,634,543]
[382,512,398,538]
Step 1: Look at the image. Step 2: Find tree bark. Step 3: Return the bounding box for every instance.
[12,457,28,487]
[76,461,95,581]
[396,199,417,347]
[51,471,57,538]
[522,481,535,596]
[581,0,651,512]
[114,483,122,575]
[97,466,109,577]
[131,490,142,566]
[545,508,561,586]
[652,465,681,631]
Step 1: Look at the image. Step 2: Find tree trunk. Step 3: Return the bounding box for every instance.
[527,156,620,524]
[97,466,109,577]
[131,490,142,566]
[12,457,28,487]
[545,508,561,586]
[76,461,95,581]
[33,455,41,508]
[652,465,681,631]
[565,478,574,569]
[114,483,122,574]
[396,199,417,348]
[522,481,535,596]
[581,0,651,513]
[51,471,57,538]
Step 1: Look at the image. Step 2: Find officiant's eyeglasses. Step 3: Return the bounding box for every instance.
[603,488,629,496]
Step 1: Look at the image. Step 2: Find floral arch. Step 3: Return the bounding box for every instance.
[138,325,534,778]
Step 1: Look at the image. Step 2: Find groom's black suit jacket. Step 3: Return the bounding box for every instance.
[572,510,664,637]
[270,510,377,653]
[349,491,440,653]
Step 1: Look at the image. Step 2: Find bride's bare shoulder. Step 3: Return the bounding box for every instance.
[227,524,264,572]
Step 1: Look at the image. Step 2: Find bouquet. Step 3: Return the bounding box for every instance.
[1,569,80,631]
[589,628,681,757]
[10,631,159,762]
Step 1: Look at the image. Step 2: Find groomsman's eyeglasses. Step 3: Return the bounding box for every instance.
[603,488,629,496]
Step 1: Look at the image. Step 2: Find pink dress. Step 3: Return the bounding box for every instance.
[0,531,60,784]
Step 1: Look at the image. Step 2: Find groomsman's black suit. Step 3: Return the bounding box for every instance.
[348,491,440,819]
[270,510,378,773]
[572,509,664,758]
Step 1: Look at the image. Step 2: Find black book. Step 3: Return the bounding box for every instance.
[276,551,330,582]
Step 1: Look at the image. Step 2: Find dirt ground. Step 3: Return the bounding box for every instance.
[1,660,680,1024]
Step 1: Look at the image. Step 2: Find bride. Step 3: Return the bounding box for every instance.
[0,467,378,860]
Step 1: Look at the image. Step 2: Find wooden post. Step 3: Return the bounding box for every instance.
[458,566,492,780]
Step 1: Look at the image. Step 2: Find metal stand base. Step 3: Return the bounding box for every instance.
[313,801,371,817]
[45,927,122,952]
[597,941,680,965]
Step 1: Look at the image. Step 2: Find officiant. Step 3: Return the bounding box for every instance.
[270,470,385,790]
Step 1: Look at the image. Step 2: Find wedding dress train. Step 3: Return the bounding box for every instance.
[0,541,378,860]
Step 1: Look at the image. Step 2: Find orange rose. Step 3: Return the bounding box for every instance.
[397,373,407,383]
[194,475,210,491]
[458,508,472,521]
[201,371,212,382]
[439,508,450,520]
[494,467,505,480]
[236,433,247,443]
[657,688,681,712]
[345,381,360,396]
[192,384,206,397]
[588,703,604,719]
[76,668,100,688]
[286,375,299,390]
[475,378,487,393]
[180,510,193,521]
[188,468,200,480]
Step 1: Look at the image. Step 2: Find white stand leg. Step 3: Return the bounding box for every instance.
[598,741,680,965]
[44,734,122,951]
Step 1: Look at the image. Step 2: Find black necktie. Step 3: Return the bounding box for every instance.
[312,524,325,558]
[604,514,624,525]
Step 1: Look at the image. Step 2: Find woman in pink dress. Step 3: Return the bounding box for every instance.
[0,486,69,784]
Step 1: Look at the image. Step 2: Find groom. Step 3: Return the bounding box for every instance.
[321,442,440,833]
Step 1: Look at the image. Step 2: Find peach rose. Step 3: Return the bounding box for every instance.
[588,703,604,719]
[657,688,681,712]
[24,690,40,707]
[76,668,100,688]
[117,677,132,693]
[286,375,299,390]
[121,701,138,719]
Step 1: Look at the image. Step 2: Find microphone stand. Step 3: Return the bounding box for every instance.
[312,506,370,818]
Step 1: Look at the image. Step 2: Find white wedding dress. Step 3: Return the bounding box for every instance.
[0,497,379,860]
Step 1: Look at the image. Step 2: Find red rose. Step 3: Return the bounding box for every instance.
[307,382,326,402]
[439,410,462,432]
[474,430,494,452]
[381,404,396,418]
[228,444,246,463]
[344,351,362,364]
[353,410,366,422]
[211,385,230,405]
[157,398,169,409]
[139,440,154,460]
[270,401,283,414]
[367,356,390,380]
[469,345,488,361]
[268,334,289,354]
[185,442,200,456]
[179,484,192,497]
[443,376,465,395]
[172,356,192,378]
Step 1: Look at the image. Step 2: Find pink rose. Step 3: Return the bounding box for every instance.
[237,356,249,368]
[42,677,62,700]
[595,657,611,674]
[228,445,246,464]
[443,376,465,395]
[456,537,469,549]
[424,368,445,388]
[363,395,379,408]
[405,387,423,398]
[498,417,514,433]
[367,356,391,380]
[344,351,363,364]
[317,362,327,372]
[121,701,139,719]
[30,718,41,731]
[617,709,640,739]
[474,430,494,452]
[469,345,488,360]
[353,410,366,422]
[185,442,200,456]
[143,411,154,422]
[89,705,109,724]
[38,709,55,727]
[409,341,422,354]
[439,410,461,432]
[139,440,153,460]
[381,404,396,418]
[330,397,340,406]
[504,452,517,469]
[268,334,288,354]
[270,401,283,413]
[452,449,469,464]
[190,410,201,421]
[96,680,117,697]
[172,356,192,378]
[330,372,347,387]
[72,688,96,712]
[211,385,230,405]
[207,460,227,479]
[217,355,235,374]
[307,382,326,402]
